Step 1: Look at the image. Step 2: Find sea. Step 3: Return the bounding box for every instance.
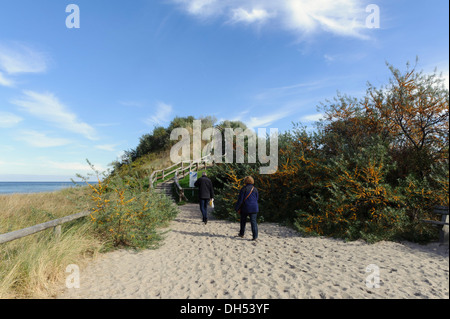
[0,182,91,195]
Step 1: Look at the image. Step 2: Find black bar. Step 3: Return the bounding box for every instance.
[1,299,446,318]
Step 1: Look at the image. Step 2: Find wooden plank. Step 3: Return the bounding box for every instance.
[173,172,187,202]
[433,206,449,215]
[0,211,91,244]
[179,166,191,173]
[148,153,224,189]
[164,168,179,178]
[442,215,449,244]
[163,161,182,172]
[421,220,449,226]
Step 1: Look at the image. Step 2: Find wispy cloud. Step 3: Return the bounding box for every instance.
[171,0,369,38]
[47,160,106,172]
[0,42,48,75]
[229,109,251,122]
[245,109,293,129]
[11,90,98,140]
[444,72,449,89]
[16,130,71,148]
[255,80,325,101]
[300,112,324,123]
[235,80,327,129]
[95,144,119,152]
[0,71,14,87]
[323,52,367,64]
[230,8,272,24]
[324,54,336,62]
[119,100,145,108]
[425,60,450,89]
[0,112,22,128]
[174,0,219,16]
[145,102,173,126]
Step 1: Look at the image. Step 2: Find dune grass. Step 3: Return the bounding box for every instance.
[0,187,104,298]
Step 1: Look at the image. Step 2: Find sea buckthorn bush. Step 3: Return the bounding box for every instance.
[81,166,178,250]
[210,63,448,243]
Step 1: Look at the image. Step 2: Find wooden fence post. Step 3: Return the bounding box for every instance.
[0,211,91,245]
[54,225,61,239]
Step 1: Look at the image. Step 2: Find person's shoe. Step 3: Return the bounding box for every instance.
[204,218,208,225]
[252,238,258,242]
[237,233,244,238]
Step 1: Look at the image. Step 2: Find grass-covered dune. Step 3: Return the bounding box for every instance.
[0,176,178,298]
[0,188,102,298]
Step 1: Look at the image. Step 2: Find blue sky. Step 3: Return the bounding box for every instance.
[0,0,448,181]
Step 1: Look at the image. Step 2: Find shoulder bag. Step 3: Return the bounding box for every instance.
[237,186,254,215]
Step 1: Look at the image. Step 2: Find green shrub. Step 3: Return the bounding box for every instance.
[82,169,178,250]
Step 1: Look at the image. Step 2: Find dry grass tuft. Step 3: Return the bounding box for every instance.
[0,187,103,298]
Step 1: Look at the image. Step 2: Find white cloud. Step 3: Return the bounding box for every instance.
[285,0,366,38]
[0,71,14,87]
[172,0,369,38]
[245,109,292,129]
[11,90,98,140]
[324,52,367,64]
[300,113,324,122]
[176,0,219,16]
[0,112,22,128]
[436,64,449,89]
[145,102,173,126]
[47,160,105,172]
[116,150,126,161]
[119,100,144,108]
[229,109,251,122]
[231,8,271,24]
[324,54,336,62]
[95,144,118,152]
[255,80,324,101]
[0,42,47,74]
[421,60,449,90]
[16,130,71,148]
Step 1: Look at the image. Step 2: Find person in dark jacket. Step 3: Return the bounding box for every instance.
[194,172,214,224]
[235,176,259,241]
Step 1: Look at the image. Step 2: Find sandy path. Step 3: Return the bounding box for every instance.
[59,204,449,299]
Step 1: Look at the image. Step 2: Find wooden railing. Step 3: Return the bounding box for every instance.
[0,210,91,245]
[173,172,188,203]
[153,153,227,202]
[1,155,223,244]
[149,155,213,189]
[422,206,449,244]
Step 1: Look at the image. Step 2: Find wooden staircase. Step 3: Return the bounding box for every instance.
[154,180,173,198]
[150,155,219,201]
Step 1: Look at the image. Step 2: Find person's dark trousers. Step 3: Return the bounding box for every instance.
[199,199,209,222]
[239,212,258,239]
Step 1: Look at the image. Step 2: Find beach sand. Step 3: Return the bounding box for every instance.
[58,204,449,299]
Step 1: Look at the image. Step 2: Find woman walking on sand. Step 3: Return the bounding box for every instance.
[235,176,259,241]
